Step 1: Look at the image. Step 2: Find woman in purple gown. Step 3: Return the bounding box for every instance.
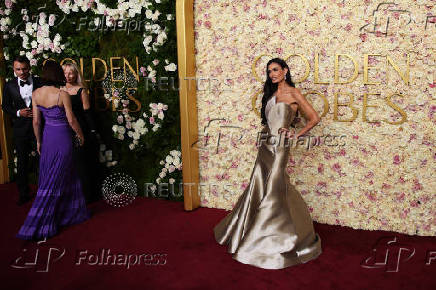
[16,60,90,241]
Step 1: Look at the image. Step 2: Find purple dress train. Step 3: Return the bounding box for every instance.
[16,104,90,240]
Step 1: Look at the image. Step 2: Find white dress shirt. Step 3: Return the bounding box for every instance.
[16,76,33,117]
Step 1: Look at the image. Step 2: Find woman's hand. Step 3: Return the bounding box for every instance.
[37,142,41,155]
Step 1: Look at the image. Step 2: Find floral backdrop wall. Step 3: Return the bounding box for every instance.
[0,0,182,200]
[194,0,435,236]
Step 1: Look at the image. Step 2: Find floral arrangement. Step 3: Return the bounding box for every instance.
[148,149,182,199]
[193,0,435,236]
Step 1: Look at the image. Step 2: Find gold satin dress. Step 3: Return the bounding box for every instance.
[214,96,322,269]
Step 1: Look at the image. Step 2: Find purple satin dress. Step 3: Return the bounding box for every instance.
[16,104,90,240]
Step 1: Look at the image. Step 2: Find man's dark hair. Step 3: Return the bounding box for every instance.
[41,60,66,87]
[13,55,30,67]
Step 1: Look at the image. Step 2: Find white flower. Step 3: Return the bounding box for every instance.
[117,126,126,134]
[169,178,175,184]
[152,124,160,131]
[159,171,166,178]
[143,35,152,47]
[164,63,177,72]
[173,157,180,166]
[49,14,56,26]
[166,155,174,164]
[156,31,167,45]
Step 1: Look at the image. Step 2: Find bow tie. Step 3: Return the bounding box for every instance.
[19,79,30,87]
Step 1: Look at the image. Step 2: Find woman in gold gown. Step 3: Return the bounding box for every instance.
[214,58,322,269]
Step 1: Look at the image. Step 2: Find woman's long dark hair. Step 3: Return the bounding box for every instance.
[41,60,66,87]
[260,58,296,125]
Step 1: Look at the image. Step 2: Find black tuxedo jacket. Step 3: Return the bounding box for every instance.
[2,76,41,138]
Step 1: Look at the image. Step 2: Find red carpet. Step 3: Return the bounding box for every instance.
[0,183,434,290]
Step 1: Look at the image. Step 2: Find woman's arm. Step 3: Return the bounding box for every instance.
[292,88,320,139]
[80,87,91,110]
[80,88,98,133]
[32,91,42,153]
[62,91,85,145]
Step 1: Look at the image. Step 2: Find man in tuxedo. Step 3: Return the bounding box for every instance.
[1,56,41,205]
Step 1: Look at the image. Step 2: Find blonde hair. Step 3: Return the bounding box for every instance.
[62,62,87,88]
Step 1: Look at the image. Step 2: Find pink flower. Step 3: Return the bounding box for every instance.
[400,209,410,218]
[204,21,211,29]
[393,155,401,165]
[211,187,218,197]
[359,34,367,42]
[396,192,406,201]
[413,179,423,191]
[365,171,374,179]
[149,117,155,124]
[365,191,377,201]
[241,182,248,190]
[5,0,12,9]
[317,163,324,173]
[351,158,360,166]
